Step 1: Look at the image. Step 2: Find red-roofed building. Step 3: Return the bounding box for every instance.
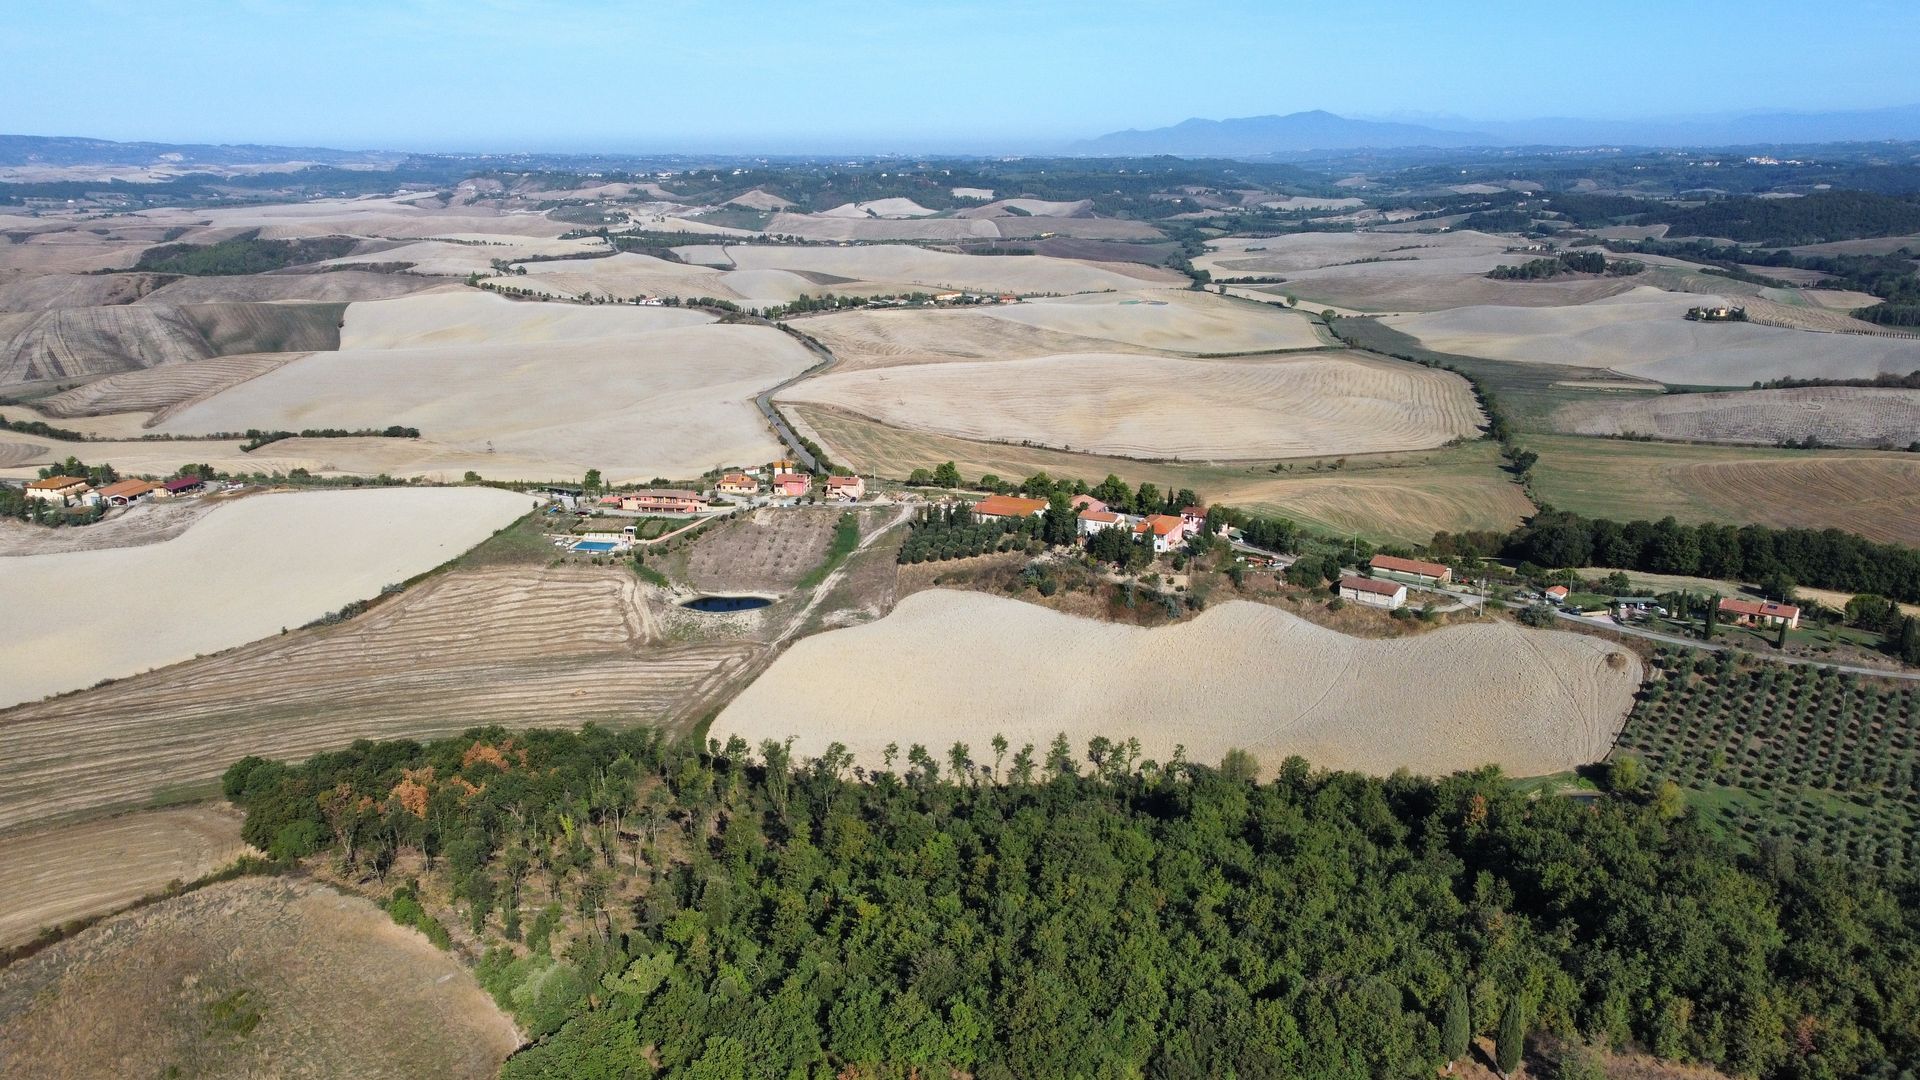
[716,472,759,496]
[1545,584,1570,603]
[1077,508,1123,537]
[1070,494,1106,514]
[771,473,811,498]
[1719,596,1801,629]
[98,479,156,506]
[622,489,707,514]
[1369,553,1453,585]
[1134,513,1192,553]
[973,494,1048,523]
[1339,574,1407,610]
[25,475,90,504]
[159,476,205,497]
[825,475,865,501]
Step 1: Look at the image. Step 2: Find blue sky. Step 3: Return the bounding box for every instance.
[7,0,1919,152]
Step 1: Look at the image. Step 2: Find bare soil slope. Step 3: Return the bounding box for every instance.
[718,590,1642,778]
[0,878,518,1080]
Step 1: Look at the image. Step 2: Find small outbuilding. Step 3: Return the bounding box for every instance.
[1338,575,1407,610]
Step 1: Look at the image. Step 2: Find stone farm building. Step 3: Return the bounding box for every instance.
[1719,596,1801,629]
[1369,553,1452,585]
[25,475,89,504]
[972,494,1047,523]
[1339,575,1407,610]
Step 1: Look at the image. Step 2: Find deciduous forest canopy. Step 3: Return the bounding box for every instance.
[224,727,1920,1079]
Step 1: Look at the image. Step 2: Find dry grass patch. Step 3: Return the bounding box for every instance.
[1553,386,1920,447]
[1529,434,1920,545]
[780,350,1482,460]
[718,589,1641,778]
[0,805,249,947]
[0,878,519,1080]
[0,487,534,709]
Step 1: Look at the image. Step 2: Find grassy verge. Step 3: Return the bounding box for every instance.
[797,512,861,589]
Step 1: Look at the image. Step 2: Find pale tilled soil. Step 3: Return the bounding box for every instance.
[717,590,1642,779]
[1553,386,1920,447]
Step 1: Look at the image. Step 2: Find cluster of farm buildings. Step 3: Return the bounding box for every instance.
[971,493,1209,554]
[21,474,208,507]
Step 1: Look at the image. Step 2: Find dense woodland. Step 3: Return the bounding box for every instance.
[1499,510,1920,606]
[223,727,1920,1079]
[133,230,360,275]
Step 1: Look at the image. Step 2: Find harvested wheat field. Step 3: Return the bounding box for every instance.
[1385,287,1920,384]
[481,251,831,307]
[800,305,1160,371]
[1554,386,1920,447]
[0,564,763,831]
[686,243,1185,295]
[319,234,608,276]
[982,289,1326,352]
[134,194,574,240]
[152,291,808,481]
[33,352,299,419]
[779,351,1482,460]
[719,590,1641,778]
[0,487,533,709]
[0,805,249,947]
[0,878,519,1080]
[1529,435,1920,545]
[0,271,166,312]
[139,269,441,305]
[0,493,231,556]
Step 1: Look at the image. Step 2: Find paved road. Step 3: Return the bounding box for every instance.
[750,324,839,473]
[1418,579,1920,682]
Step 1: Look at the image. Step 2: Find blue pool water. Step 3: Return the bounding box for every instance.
[681,595,773,613]
[573,540,617,553]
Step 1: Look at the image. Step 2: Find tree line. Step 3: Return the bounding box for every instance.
[221,726,1920,1079]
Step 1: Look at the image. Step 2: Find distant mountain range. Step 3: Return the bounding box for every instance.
[1074,106,1920,157]
[0,134,400,168]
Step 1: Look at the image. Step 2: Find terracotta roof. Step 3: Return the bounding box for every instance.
[1719,597,1800,620]
[98,479,155,499]
[27,475,87,490]
[719,473,754,484]
[1545,585,1569,598]
[1370,553,1449,578]
[1135,514,1184,536]
[973,494,1047,517]
[631,489,703,500]
[1070,494,1106,513]
[825,476,860,488]
[773,473,809,485]
[1078,509,1120,523]
[1340,575,1404,597]
[163,477,203,492]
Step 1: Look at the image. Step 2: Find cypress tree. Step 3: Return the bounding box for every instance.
[1442,983,1470,1071]
[1495,995,1526,1076]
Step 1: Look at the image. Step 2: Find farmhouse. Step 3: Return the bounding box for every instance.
[1134,514,1191,553]
[1719,596,1802,629]
[159,476,205,498]
[1077,508,1123,537]
[1339,574,1407,610]
[25,475,89,504]
[716,473,760,496]
[771,473,811,498]
[972,494,1047,523]
[1369,553,1453,585]
[1070,494,1107,514]
[624,489,708,514]
[97,479,157,506]
[1545,585,1570,603]
[825,475,865,501]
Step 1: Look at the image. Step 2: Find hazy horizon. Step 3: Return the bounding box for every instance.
[9,0,1920,155]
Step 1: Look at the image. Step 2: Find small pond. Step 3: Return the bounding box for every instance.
[681,595,774,613]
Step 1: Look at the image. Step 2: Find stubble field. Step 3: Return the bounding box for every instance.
[1553,386,1920,447]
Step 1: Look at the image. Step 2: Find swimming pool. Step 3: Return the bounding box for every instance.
[573,540,617,553]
